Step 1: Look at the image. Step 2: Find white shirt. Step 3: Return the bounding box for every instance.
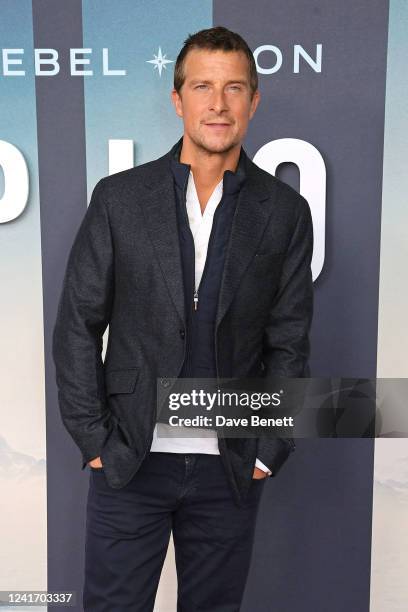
[149,169,272,475]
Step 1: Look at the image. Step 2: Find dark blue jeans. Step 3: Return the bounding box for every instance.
[83,451,266,611]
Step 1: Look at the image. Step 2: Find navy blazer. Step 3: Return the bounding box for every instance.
[52,138,314,506]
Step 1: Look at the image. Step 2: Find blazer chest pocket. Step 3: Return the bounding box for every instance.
[251,251,284,276]
[105,367,139,395]
[254,249,285,260]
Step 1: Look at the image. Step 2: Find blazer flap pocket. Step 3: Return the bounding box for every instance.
[254,250,284,259]
[105,368,139,395]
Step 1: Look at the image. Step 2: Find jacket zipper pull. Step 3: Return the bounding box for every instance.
[193,290,199,311]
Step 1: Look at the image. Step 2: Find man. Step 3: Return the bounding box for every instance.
[52,26,313,612]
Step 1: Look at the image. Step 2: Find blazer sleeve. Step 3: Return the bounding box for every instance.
[52,178,114,470]
[257,194,314,476]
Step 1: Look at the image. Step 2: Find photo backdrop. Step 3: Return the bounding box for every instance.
[0,1,406,611]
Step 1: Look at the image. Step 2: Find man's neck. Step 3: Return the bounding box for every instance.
[179,135,241,195]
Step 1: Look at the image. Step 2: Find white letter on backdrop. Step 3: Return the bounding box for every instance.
[253,139,326,281]
[0,140,29,223]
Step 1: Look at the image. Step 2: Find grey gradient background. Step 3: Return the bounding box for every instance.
[33,0,90,606]
[213,2,388,611]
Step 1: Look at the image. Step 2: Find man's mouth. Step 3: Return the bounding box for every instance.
[204,122,231,128]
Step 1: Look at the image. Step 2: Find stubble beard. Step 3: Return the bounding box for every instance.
[190,126,241,156]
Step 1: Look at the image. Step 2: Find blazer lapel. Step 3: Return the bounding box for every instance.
[215,159,277,329]
[138,155,185,326]
[137,146,278,331]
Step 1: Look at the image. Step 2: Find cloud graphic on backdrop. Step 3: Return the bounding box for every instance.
[0,435,45,480]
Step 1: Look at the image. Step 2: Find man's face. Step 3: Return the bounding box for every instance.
[171,48,260,155]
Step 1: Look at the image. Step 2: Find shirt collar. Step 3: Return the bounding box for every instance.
[169,135,247,195]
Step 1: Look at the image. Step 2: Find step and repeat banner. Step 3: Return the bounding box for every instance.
[0,1,406,611]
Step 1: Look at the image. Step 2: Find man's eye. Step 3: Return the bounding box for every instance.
[196,84,208,89]
[229,85,241,91]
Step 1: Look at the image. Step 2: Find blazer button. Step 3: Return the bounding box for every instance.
[179,329,186,339]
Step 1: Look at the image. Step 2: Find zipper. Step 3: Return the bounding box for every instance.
[180,170,223,371]
[191,200,223,312]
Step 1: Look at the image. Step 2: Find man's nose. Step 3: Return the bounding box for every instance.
[209,89,228,113]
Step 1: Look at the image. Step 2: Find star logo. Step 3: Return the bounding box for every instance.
[146,47,174,77]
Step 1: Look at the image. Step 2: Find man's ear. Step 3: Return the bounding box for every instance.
[171,88,183,119]
[249,89,261,120]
